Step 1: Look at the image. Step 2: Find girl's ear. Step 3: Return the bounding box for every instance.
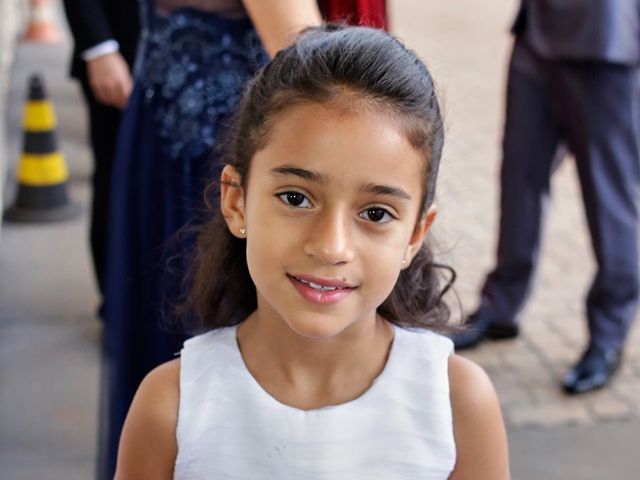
[403,205,437,268]
[220,165,247,238]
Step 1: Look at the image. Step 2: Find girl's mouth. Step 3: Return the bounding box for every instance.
[287,274,356,305]
[299,278,338,291]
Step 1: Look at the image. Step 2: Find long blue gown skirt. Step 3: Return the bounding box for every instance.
[98,7,267,477]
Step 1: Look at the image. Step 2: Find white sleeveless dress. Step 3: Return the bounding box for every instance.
[174,324,456,479]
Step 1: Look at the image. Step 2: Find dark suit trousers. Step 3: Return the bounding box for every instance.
[79,76,123,298]
[481,40,640,350]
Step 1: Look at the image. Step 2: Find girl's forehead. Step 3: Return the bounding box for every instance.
[250,102,426,194]
[264,102,415,156]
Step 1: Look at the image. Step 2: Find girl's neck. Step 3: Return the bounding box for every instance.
[236,313,394,410]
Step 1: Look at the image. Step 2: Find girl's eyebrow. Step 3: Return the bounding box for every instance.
[362,183,412,201]
[271,165,327,183]
[271,165,412,201]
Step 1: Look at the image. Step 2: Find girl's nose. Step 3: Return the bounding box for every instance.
[303,209,355,265]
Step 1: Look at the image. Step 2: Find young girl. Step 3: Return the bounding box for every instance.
[114,25,510,479]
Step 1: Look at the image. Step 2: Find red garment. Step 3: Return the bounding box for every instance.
[318,0,388,30]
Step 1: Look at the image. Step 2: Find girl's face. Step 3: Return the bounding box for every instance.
[221,101,435,340]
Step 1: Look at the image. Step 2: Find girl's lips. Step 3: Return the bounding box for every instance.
[288,274,356,289]
[287,274,356,305]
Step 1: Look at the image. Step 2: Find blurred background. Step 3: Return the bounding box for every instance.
[1,0,639,478]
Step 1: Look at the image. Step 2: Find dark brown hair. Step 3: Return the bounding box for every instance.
[183,24,454,332]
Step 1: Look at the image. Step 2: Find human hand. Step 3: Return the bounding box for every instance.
[242,0,321,57]
[86,52,133,110]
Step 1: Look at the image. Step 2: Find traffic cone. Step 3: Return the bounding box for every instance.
[4,74,81,223]
[23,0,64,44]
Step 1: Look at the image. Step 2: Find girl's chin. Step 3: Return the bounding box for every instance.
[283,318,355,341]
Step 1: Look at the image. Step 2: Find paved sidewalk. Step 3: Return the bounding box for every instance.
[1,1,639,479]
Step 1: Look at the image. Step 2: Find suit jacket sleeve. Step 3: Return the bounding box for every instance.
[62,0,114,52]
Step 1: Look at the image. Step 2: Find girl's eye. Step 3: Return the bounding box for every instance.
[359,207,393,223]
[277,191,313,208]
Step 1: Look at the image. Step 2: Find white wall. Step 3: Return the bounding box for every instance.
[0,0,27,233]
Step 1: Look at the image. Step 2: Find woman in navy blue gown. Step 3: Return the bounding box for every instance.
[100,1,321,477]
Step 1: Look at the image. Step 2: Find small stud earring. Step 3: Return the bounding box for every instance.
[402,258,407,266]
[239,227,246,235]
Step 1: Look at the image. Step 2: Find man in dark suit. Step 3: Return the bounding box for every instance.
[62,0,139,305]
[454,0,640,394]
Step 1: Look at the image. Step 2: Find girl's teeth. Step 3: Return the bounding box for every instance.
[299,278,338,292]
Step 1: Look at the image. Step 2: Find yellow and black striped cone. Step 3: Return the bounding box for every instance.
[4,74,80,222]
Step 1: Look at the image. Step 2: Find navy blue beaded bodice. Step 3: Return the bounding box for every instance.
[134,0,268,160]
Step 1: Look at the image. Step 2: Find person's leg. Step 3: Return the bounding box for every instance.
[454,42,563,348]
[557,63,640,351]
[554,62,640,393]
[79,77,123,299]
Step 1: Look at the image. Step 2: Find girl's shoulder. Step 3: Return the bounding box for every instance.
[128,358,181,435]
[447,354,510,479]
[394,325,454,357]
[182,325,236,349]
[396,326,494,397]
[448,354,495,407]
[141,358,181,400]
[114,359,181,478]
[180,326,238,374]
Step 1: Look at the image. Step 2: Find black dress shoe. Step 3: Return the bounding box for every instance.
[563,344,623,395]
[451,309,519,350]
